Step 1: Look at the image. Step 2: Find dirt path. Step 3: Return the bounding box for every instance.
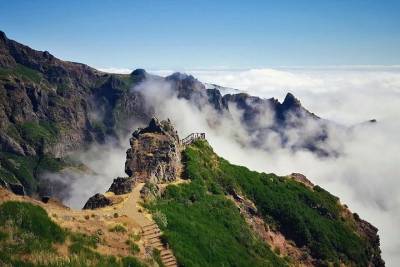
[117,182,152,226]
[0,182,180,266]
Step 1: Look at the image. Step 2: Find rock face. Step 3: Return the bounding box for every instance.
[83,193,111,210]
[0,32,152,151]
[0,31,153,195]
[0,31,335,197]
[125,118,181,183]
[83,118,179,210]
[289,173,314,188]
[8,183,26,196]
[353,214,385,267]
[107,177,134,195]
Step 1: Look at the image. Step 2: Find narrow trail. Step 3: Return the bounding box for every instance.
[120,182,178,267]
[118,182,151,226]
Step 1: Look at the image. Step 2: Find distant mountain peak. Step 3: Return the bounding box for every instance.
[0,31,6,42]
[130,68,147,76]
[166,72,195,81]
[282,92,302,108]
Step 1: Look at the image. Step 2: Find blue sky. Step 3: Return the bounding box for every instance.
[1,0,399,69]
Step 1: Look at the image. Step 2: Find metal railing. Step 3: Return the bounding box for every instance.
[181,133,206,146]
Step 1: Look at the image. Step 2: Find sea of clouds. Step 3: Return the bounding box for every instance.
[75,66,400,266]
[151,66,400,266]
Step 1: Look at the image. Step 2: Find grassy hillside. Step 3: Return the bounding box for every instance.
[0,152,71,195]
[0,201,146,267]
[146,147,287,266]
[148,140,375,267]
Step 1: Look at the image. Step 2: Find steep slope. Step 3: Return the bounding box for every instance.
[0,31,152,195]
[0,118,384,266]
[0,192,150,267]
[147,140,384,267]
[0,30,356,204]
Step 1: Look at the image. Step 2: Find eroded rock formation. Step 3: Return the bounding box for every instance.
[83,193,111,210]
[125,118,181,183]
[83,118,181,209]
[107,177,134,195]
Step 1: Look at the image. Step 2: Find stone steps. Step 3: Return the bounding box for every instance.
[150,240,163,246]
[145,233,161,240]
[141,224,177,267]
[142,230,161,237]
[165,260,177,267]
[161,249,173,256]
[161,254,174,261]
[162,259,176,265]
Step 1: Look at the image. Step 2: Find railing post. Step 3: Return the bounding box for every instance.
[181,132,206,146]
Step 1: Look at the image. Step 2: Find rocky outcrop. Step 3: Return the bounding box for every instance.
[83,193,111,210]
[107,177,134,195]
[0,30,345,200]
[0,30,152,159]
[289,173,314,188]
[125,118,181,183]
[353,213,385,267]
[0,31,153,194]
[0,178,25,196]
[165,72,206,100]
[7,182,26,196]
[83,118,181,210]
[0,132,26,156]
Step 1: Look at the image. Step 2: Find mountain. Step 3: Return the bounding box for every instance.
[0,118,384,266]
[0,31,334,197]
[0,31,385,266]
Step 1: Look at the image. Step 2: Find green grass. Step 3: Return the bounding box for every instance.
[0,152,68,194]
[69,232,100,249]
[147,151,287,267]
[0,201,65,256]
[180,140,373,266]
[0,201,147,267]
[125,239,140,255]
[0,165,19,184]
[109,224,127,233]
[0,152,41,194]
[18,120,59,147]
[0,64,43,83]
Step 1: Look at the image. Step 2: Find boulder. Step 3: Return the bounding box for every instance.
[289,173,314,188]
[0,133,26,156]
[107,177,134,195]
[83,193,111,210]
[8,183,25,196]
[125,118,181,183]
[0,178,7,188]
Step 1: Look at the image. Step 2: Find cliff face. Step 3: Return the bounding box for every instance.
[0,31,345,200]
[0,31,152,194]
[125,118,181,183]
[0,30,151,158]
[83,118,181,209]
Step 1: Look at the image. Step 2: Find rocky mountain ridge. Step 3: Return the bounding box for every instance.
[83,118,384,266]
[0,114,385,266]
[0,30,334,198]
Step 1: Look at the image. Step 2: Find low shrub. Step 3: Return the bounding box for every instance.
[109,224,127,233]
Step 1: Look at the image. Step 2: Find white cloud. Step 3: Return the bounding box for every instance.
[142,67,400,266]
[46,66,400,266]
[179,67,400,126]
[97,67,132,74]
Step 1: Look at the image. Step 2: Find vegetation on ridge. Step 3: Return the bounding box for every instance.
[146,145,287,266]
[0,201,147,267]
[148,140,373,267]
